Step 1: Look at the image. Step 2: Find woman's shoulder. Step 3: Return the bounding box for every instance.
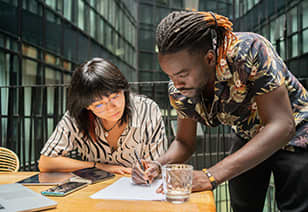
[57,111,79,131]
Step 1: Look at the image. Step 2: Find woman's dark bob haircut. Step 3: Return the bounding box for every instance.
[67,57,131,140]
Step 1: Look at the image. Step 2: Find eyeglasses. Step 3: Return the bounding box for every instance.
[88,91,123,112]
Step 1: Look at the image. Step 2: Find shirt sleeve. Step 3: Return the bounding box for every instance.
[244,34,286,96]
[141,100,168,161]
[40,112,78,157]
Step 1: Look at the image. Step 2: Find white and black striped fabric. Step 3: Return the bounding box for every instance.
[40,94,168,167]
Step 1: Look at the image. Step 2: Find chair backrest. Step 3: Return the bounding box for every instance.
[0,147,20,172]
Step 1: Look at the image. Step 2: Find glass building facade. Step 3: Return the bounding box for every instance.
[233,0,308,88]
[0,0,137,88]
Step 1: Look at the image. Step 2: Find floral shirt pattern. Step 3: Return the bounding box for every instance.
[169,32,308,151]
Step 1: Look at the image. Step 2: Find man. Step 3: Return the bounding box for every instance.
[132,11,308,211]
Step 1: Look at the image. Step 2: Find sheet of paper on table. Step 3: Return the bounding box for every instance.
[90,177,165,201]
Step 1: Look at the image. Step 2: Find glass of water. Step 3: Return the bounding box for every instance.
[162,164,193,204]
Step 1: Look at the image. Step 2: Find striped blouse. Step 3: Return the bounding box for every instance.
[40,94,168,167]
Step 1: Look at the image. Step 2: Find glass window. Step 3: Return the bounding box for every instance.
[156,7,170,25]
[116,36,124,59]
[140,4,153,25]
[57,0,63,14]
[248,0,254,10]
[63,0,72,21]
[99,18,105,45]
[78,0,85,30]
[278,39,285,60]
[23,0,39,14]
[22,59,38,84]
[170,0,183,9]
[46,11,61,54]
[139,70,153,81]
[78,35,89,64]
[139,52,153,70]
[138,29,154,51]
[303,0,308,29]
[0,51,10,87]
[291,34,298,57]
[89,0,96,7]
[235,0,240,18]
[124,18,129,41]
[45,0,56,10]
[84,5,90,34]
[287,7,297,35]
[102,0,109,19]
[94,13,100,40]
[105,24,112,50]
[269,21,276,44]
[22,59,38,116]
[0,34,4,48]
[10,54,20,86]
[62,60,72,71]
[63,23,77,61]
[7,37,18,52]
[22,44,37,59]
[303,29,308,53]
[22,9,43,45]
[157,0,169,6]
[108,0,115,26]
[45,67,61,115]
[119,11,124,35]
[115,4,120,31]
[90,9,95,37]
[110,30,115,54]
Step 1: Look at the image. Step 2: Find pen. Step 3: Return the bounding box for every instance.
[134,150,149,184]
[134,149,145,171]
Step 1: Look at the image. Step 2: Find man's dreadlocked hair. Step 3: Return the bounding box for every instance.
[156,11,237,67]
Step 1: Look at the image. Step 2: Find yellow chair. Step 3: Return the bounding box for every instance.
[0,147,20,172]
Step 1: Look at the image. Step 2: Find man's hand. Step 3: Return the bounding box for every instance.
[132,160,161,184]
[192,170,213,192]
[96,163,132,175]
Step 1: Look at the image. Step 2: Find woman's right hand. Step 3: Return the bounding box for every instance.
[131,160,161,184]
[97,163,132,175]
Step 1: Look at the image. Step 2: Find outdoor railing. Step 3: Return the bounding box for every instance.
[0,82,278,212]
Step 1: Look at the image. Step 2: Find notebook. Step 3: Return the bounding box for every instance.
[0,183,57,212]
[16,172,74,185]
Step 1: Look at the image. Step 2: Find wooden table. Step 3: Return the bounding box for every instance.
[0,172,216,212]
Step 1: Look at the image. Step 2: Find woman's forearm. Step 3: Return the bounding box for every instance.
[38,155,94,172]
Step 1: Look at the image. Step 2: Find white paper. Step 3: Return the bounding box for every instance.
[90,177,165,201]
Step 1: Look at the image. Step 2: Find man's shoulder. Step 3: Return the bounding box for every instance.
[228,32,267,62]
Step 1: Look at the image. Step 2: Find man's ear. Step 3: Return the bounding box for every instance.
[203,49,216,66]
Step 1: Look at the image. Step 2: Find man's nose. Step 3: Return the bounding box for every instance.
[172,77,185,89]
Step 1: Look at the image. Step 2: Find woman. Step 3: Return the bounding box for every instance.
[39,57,167,175]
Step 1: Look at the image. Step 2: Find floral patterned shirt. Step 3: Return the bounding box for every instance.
[169,32,308,151]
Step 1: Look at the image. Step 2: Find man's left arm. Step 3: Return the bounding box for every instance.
[192,84,295,191]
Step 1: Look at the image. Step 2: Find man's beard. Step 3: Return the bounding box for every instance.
[189,84,207,103]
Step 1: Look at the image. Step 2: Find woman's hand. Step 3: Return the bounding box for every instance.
[96,163,132,175]
[131,160,161,184]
